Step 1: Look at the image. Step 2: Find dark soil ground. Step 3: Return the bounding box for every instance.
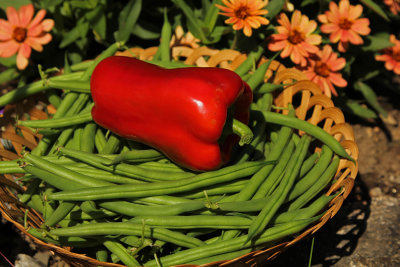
[1,92,400,267]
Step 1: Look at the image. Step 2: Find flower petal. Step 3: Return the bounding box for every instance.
[320,23,340,34]
[0,19,13,34]
[6,6,20,26]
[41,19,54,32]
[268,40,287,52]
[16,46,29,70]
[25,37,43,51]
[19,4,34,27]
[351,18,370,35]
[348,4,363,20]
[281,43,293,58]
[28,9,46,29]
[20,42,31,58]
[0,40,19,57]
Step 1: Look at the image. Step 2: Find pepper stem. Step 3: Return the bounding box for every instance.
[232,119,254,146]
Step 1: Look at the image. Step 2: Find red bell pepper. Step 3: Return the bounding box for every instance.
[90,56,253,171]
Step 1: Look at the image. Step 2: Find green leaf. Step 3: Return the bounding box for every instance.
[360,0,390,22]
[354,81,388,117]
[0,67,20,84]
[362,32,393,52]
[266,0,285,19]
[172,0,207,42]
[132,23,160,40]
[0,55,16,67]
[203,25,229,44]
[202,0,222,35]
[85,5,107,41]
[344,101,377,119]
[115,0,142,43]
[59,18,90,49]
[0,0,31,10]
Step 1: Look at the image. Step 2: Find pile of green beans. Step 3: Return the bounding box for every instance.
[0,39,354,267]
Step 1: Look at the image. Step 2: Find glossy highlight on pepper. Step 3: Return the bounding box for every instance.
[90,56,253,171]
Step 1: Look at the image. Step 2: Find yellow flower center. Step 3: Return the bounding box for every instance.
[288,29,304,44]
[338,18,353,30]
[234,5,250,20]
[314,62,331,77]
[12,27,28,43]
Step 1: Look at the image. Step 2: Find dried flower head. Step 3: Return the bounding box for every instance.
[0,4,54,70]
[216,0,269,37]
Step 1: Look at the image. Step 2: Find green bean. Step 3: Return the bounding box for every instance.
[133,195,194,205]
[299,151,320,178]
[42,187,56,221]
[287,156,340,211]
[48,160,270,201]
[256,82,293,94]
[100,133,121,154]
[66,208,117,221]
[47,79,90,93]
[79,41,123,81]
[287,145,333,202]
[103,239,140,267]
[71,127,83,150]
[44,201,76,227]
[104,150,163,165]
[246,51,280,89]
[187,248,252,265]
[45,90,62,108]
[26,193,44,214]
[70,59,93,72]
[139,161,185,172]
[96,249,109,263]
[252,139,295,199]
[49,222,205,248]
[180,179,247,199]
[65,166,144,184]
[28,228,102,248]
[94,128,107,152]
[128,215,252,229]
[32,92,79,156]
[272,194,335,225]
[232,117,266,164]
[58,147,195,181]
[18,178,41,203]
[234,45,264,76]
[252,109,354,162]
[0,72,83,107]
[18,110,93,128]
[210,196,271,212]
[230,111,294,202]
[247,135,311,241]
[81,122,97,153]
[159,9,172,62]
[144,217,319,266]
[22,153,113,188]
[98,200,206,216]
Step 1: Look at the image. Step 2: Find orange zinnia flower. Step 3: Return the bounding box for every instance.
[268,10,321,67]
[375,34,400,75]
[318,0,370,53]
[300,45,347,97]
[216,0,269,37]
[383,0,400,15]
[0,4,54,70]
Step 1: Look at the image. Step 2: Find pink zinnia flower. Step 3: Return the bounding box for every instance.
[375,34,400,75]
[216,0,270,37]
[318,0,370,52]
[300,45,347,97]
[268,10,321,67]
[0,4,54,70]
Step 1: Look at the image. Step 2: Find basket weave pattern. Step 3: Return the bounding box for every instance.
[0,46,358,267]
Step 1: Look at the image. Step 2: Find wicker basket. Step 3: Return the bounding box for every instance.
[0,46,358,267]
